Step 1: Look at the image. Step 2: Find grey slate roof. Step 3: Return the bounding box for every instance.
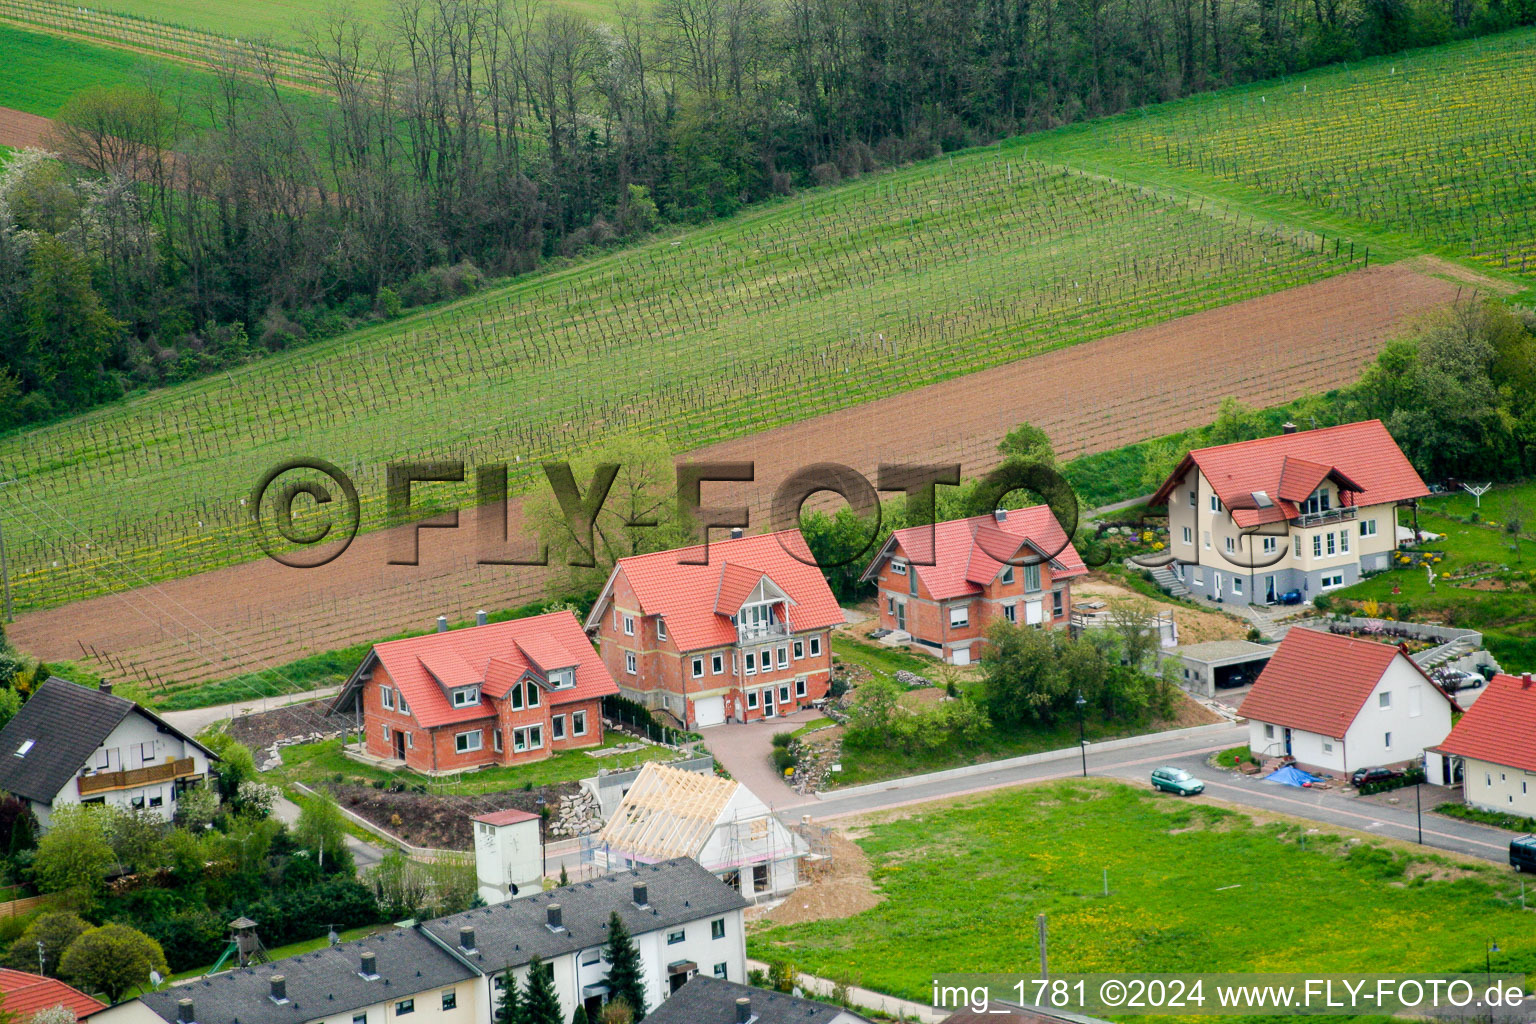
[139,928,475,1024]
[420,858,748,974]
[0,678,220,804]
[647,977,868,1024]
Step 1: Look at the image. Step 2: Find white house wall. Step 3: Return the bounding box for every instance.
[1462,757,1536,817]
[42,713,212,826]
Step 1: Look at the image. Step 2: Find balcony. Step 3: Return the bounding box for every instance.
[737,621,790,644]
[1295,506,1357,529]
[78,757,198,796]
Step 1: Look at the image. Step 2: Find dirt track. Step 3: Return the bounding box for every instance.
[11,263,1465,690]
[0,107,52,150]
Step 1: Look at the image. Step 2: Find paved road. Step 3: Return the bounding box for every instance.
[796,723,1513,866]
[161,685,342,735]
[705,708,827,809]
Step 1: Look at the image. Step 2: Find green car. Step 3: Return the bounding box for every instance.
[1151,766,1205,796]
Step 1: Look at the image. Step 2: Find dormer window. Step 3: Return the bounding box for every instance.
[891,559,908,576]
[1000,566,1015,584]
[548,668,576,690]
[451,686,480,708]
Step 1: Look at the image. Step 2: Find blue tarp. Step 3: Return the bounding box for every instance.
[1264,765,1321,787]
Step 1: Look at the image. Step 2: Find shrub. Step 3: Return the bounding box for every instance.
[1312,594,1333,612]
[771,747,795,773]
[770,732,793,749]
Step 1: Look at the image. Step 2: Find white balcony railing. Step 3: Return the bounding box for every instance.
[737,621,790,644]
[1295,506,1357,529]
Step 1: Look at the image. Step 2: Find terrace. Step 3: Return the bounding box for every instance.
[1295,506,1357,528]
[77,756,198,796]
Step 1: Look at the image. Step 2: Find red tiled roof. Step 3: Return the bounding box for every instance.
[514,632,577,673]
[473,808,540,826]
[714,563,772,616]
[592,531,844,653]
[870,505,1086,601]
[1151,420,1427,527]
[1238,628,1449,735]
[1439,673,1536,772]
[370,611,617,728]
[0,968,106,1019]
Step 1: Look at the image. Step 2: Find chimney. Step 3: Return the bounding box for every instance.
[458,925,476,951]
[437,615,449,633]
[1523,673,1532,688]
[632,881,648,907]
[176,1000,195,1024]
[476,609,488,627]
[359,951,377,978]
[269,976,287,1003]
[1281,422,1297,434]
[994,508,1007,522]
[547,903,563,931]
[99,680,114,696]
[735,997,752,1023]
[729,527,744,540]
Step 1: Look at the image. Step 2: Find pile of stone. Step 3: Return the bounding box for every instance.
[547,788,603,839]
[259,730,342,772]
[894,670,931,689]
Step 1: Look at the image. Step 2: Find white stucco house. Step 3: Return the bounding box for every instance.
[1239,627,1457,776]
[1435,671,1536,813]
[0,677,217,828]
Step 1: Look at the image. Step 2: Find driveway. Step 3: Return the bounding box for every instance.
[161,685,342,735]
[703,709,826,810]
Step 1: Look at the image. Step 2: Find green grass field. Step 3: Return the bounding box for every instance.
[2,145,1355,612]
[748,780,1536,1000]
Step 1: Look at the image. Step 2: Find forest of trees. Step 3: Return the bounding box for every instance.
[1,0,1533,425]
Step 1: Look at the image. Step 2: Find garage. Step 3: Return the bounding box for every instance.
[692,695,726,727]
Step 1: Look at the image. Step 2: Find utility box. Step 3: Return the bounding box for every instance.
[472,808,542,905]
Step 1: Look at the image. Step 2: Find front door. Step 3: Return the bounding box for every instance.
[393,730,406,760]
[762,688,775,718]
[1265,575,1276,603]
[896,601,906,631]
[1214,572,1223,598]
[1283,728,1293,756]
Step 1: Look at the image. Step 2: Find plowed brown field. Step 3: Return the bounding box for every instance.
[10,263,1464,693]
[0,107,51,149]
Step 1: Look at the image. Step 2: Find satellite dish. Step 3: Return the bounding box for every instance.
[149,971,164,988]
[328,928,340,946]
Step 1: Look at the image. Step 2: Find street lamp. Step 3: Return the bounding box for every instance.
[535,795,548,880]
[1075,691,1088,778]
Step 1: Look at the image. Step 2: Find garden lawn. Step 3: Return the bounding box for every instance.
[278,734,673,793]
[749,780,1536,1001]
[1329,481,1536,671]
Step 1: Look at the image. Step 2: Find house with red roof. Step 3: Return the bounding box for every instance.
[1150,420,1428,605]
[0,967,106,1021]
[1239,627,1456,776]
[1435,671,1536,815]
[583,529,843,728]
[330,611,618,774]
[858,506,1087,665]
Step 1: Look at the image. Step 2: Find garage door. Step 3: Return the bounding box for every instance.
[693,695,726,727]
[951,647,971,666]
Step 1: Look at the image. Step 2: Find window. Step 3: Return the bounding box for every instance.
[777,646,789,669]
[1224,536,1236,554]
[1322,740,1334,753]
[381,686,395,710]
[1294,535,1303,558]
[382,724,391,741]
[396,1000,414,1016]
[1313,535,1323,558]
[1003,603,1017,623]
[885,596,895,615]
[493,728,503,753]
[442,991,457,1012]
[747,690,759,709]
[745,652,756,675]
[623,615,635,636]
[1264,724,1275,739]
[1262,536,1277,553]
[793,640,804,660]
[455,730,483,753]
[1340,530,1350,554]
[95,747,110,769]
[1326,532,1336,556]
[149,793,163,807]
[552,715,565,740]
[1321,573,1344,589]
[1203,531,1211,549]
[1053,590,1065,617]
[949,605,969,628]
[398,693,409,714]
[667,929,685,945]
[1231,577,1242,595]
[625,651,637,674]
[131,795,145,809]
[1210,494,1221,512]
[1193,568,1204,585]
[580,948,603,967]
[712,652,724,674]
[452,687,478,707]
[712,918,726,940]
[713,963,728,978]
[908,570,918,597]
[513,726,543,752]
[526,683,539,708]
[1379,691,1392,709]
[354,1014,368,1024]
[1001,566,1015,584]
[657,619,668,641]
[1361,519,1378,537]
[779,685,791,704]
[549,668,575,689]
[795,678,807,698]
[1182,526,1192,544]
[808,636,821,657]
[692,657,704,679]
[1189,489,1198,507]
[1023,563,1042,592]
[891,559,907,575]
[1383,731,1393,751]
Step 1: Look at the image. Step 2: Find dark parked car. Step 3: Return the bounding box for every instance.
[1350,765,1404,788]
[1511,835,1536,873]
[1278,589,1304,605]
